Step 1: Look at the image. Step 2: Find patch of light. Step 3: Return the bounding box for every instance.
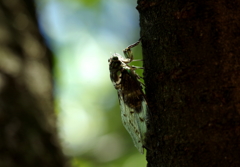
[58,99,106,155]
[75,37,109,85]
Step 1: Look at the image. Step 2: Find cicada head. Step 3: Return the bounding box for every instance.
[109,53,124,90]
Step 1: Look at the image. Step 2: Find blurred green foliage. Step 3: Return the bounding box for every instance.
[36,0,146,166]
[74,0,100,7]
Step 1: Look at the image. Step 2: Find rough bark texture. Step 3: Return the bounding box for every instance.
[0,0,67,166]
[137,0,240,166]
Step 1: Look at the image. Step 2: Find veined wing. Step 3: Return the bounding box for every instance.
[117,68,148,154]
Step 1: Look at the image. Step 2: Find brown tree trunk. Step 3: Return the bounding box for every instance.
[137,0,240,166]
[0,1,67,166]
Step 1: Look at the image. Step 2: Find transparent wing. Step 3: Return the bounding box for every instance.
[118,92,144,154]
[117,69,148,154]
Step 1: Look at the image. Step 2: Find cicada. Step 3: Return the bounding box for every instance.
[108,39,148,154]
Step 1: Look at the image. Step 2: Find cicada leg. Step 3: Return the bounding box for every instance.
[123,39,141,61]
[131,65,144,69]
[132,59,143,62]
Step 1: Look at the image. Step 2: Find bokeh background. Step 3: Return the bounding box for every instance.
[35,0,146,166]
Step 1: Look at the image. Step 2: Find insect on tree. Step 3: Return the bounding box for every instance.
[108,39,149,154]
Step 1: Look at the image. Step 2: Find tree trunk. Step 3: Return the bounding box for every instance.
[137,0,240,166]
[0,1,67,167]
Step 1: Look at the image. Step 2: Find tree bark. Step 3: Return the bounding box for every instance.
[0,0,67,166]
[137,0,240,166]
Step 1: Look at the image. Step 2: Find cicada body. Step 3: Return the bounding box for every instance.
[108,40,148,154]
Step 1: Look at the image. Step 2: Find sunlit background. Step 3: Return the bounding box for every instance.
[35,0,146,166]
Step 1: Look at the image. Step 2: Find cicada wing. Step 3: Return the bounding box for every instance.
[135,99,148,141]
[118,91,145,154]
[117,69,148,154]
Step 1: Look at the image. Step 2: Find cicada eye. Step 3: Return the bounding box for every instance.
[112,56,119,61]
